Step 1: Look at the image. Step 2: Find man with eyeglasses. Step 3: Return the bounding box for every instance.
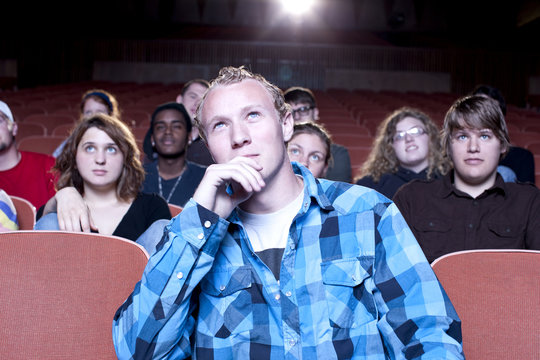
[394,95,540,263]
[284,87,352,182]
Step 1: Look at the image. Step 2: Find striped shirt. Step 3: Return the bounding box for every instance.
[113,163,464,359]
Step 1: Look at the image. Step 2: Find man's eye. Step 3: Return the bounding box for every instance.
[213,122,225,130]
[310,154,322,162]
[247,112,260,119]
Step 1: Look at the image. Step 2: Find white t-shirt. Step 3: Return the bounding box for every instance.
[237,188,304,252]
[237,187,304,279]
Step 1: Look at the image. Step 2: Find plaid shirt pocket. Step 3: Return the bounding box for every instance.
[199,266,253,337]
[321,257,377,329]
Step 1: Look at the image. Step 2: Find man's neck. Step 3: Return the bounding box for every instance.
[239,161,303,215]
[453,172,497,199]
[157,156,187,180]
[0,146,21,171]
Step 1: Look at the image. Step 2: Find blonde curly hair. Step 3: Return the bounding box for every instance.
[194,66,290,141]
[355,107,450,183]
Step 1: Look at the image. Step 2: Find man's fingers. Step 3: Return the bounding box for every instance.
[79,213,91,233]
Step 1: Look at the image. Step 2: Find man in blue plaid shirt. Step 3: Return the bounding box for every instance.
[113,67,464,359]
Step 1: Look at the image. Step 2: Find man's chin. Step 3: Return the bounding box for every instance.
[156,149,186,159]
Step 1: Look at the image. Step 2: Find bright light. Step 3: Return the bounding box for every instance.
[280,0,315,15]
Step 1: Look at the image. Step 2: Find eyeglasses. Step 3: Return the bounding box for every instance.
[292,106,314,118]
[393,126,426,142]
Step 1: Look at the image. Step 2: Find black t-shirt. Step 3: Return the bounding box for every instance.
[142,161,206,207]
[113,192,171,241]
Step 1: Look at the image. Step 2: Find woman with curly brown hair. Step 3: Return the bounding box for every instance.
[355,107,449,199]
[36,113,171,244]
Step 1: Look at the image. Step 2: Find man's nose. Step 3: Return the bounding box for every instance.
[468,136,479,152]
[231,123,251,148]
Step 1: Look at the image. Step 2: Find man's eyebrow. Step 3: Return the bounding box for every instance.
[239,104,265,113]
[205,114,229,125]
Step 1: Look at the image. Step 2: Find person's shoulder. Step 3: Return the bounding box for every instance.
[318,178,393,214]
[19,151,55,170]
[186,161,207,178]
[399,176,440,191]
[504,181,540,195]
[136,192,168,205]
[393,176,442,203]
[20,151,54,162]
[355,175,376,187]
[330,142,350,155]
[143,160,157,172]
[187,161,207,171]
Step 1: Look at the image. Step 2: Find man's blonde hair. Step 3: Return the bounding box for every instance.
[194,66,290,141]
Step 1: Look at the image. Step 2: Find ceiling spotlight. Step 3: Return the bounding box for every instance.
[280,0,315,15]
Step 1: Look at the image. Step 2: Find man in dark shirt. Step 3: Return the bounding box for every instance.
[142,102,206,207]
[394,95,540,263]
[143,79,215,167]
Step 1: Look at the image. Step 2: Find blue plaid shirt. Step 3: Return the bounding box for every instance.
[113,164,463,359]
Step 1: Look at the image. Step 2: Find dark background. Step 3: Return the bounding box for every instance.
[2,0,539,105]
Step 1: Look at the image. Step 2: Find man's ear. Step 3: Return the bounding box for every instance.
[282,112,294,142]
[313,107,320,121]
[176,94,183,104]
[10,122,17,137]
[501,141,509,154]
[500,141,509,158]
